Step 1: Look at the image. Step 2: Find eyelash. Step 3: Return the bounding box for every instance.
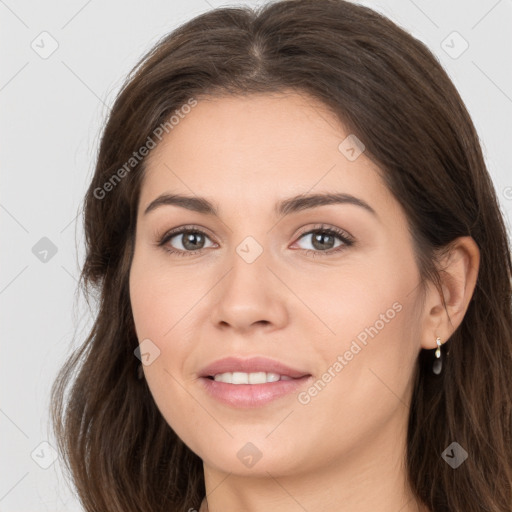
[156,223,355,257]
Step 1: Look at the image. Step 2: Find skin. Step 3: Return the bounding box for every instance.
[128,91,480,512]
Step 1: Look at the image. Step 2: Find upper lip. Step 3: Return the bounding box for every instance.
[199,356,311,379]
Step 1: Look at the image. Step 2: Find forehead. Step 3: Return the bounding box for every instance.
[138,92,394,218]
[148,91,345,161]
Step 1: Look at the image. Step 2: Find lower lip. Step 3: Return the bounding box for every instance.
[199,376,312,408]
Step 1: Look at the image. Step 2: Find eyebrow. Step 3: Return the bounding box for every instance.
[143,192,378,218]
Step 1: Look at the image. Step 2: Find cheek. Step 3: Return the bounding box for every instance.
[306,254,421,412]
[295,258,404,346]
[129,252,206,435]
[129,248,203,341]
[294,297,419,463]
[129,281,199,453]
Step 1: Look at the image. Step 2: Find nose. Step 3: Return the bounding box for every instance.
[209,242,289,334]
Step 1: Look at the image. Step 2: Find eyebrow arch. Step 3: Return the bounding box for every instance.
[143,192,377,218]
[144,194,218,216]
[276,192,377,218]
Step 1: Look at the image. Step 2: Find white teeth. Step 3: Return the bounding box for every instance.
[249,372,267,384]
[212,372,295,384]
[232,372,249,384]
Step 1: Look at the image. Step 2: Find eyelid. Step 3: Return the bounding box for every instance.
[157,224,216,241]
[294,223,354,242]
[156,222,355,256]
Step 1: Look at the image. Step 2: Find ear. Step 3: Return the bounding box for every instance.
[419,236,480,350]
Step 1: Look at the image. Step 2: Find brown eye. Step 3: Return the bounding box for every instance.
[294,225,354,255]
[158,227,216,256]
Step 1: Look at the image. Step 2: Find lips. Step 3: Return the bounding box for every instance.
[199,356,310,380]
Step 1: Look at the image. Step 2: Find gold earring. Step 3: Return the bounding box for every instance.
[433,336,443,375]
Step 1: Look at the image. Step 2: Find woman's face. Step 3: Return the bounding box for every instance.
[129,92,427,477]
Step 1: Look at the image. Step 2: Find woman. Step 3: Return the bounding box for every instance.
[50,1,512,511]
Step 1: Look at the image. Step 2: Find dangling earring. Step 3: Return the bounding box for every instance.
[433,336,443,375]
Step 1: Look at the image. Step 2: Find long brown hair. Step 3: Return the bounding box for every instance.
[50,1,512,510]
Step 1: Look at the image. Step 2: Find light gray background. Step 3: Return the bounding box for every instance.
[1,0,511,510]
